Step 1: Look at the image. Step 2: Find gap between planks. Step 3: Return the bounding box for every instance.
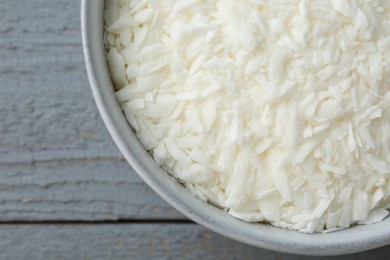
[0,148,123,165]
[0,219,194,225]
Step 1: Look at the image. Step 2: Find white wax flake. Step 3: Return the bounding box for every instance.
[138,44,169,62]
[136,74,164,92]
[369,53,384,81]
[104,0,390,233]
[180,163,213,185]
[352,191,369,221]
[353,9,368,31]
[123,98,145,110]
[225,150,250,208]
[134,8,154,23]
[137,55,172,76]
[255,138,273,154]
[200,84,222,98]
[331,0,354,18]
[228,109,244,144]
[364,154,390,175]
[268,150,292,202]
[175,91,199,100]
[201,101,217,132]
[292,141,318,165]
[108,16,135,33]
[319,162,346,176]
[347,122,356,152]
[312,195,334,219]
[164,138,192,167]
[172,0,199,15]
[229,209,264,222]
[358,208,389,225]
[326,209,343,230]
[143,94,177,119]
[269,50,286,82]
[107,48,128,89]
[153,142,170,165]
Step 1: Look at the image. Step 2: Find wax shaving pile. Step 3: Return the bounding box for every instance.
[104,0,390,233]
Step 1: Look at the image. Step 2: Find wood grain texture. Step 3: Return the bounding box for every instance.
[0,0,118,156]
[1,224,389,260]
[0,0,183,221]
[0,159,183,221]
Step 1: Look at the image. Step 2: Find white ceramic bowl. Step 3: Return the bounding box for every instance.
[81,1,390,255]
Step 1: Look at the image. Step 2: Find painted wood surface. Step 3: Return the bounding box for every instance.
[1,224,389,260]
[1,0,390,258]
[0,0,183,221]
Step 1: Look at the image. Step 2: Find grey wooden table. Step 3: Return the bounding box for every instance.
[1,1,390,259]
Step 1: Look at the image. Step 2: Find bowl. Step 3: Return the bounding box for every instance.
[81,0,390,255]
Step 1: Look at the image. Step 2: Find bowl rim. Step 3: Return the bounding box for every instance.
[81,0,390,256]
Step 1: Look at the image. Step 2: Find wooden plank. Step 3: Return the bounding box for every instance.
[1,223,389,259]
[0,158,184,221]
[0,0,119,156]
[0,0,184,220]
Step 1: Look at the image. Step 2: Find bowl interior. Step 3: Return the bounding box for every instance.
[81,0,390,255]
